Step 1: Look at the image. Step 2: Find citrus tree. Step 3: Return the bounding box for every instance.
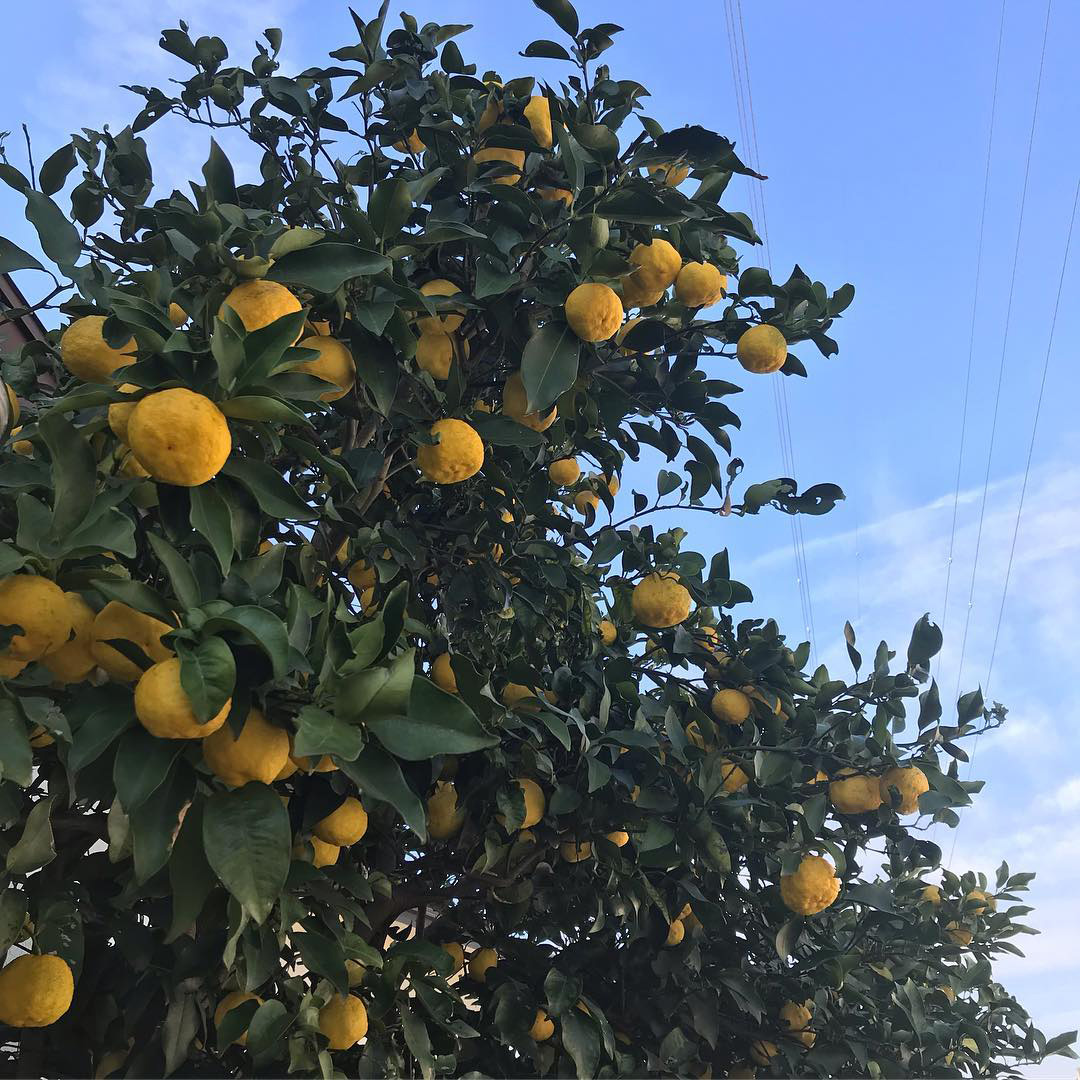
[0,4,1073,1077]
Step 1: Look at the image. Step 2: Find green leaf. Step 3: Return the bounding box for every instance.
[89,576,175,623]
[907,614,943,671]
[217,396,309,426]
[269,226,325,258]
[520,321,580,414]
[293,931,348,996]
[67,685,136,775]
[166,800,216,943]
[222,458,318,520]
[595,185,688,225]
[38,143,77,196]
[162,991,199,1078]
[190,483,235,574]
[532,0,579,38]
[0,700,32,787]
[335,649,415,724]
[247,1000,291,1058]
[775,917,802,961]
[39,412,95,537]
[147,533,203,610]
[367,676,498,760]
[561,1011,600,1079]
[203,607,290,679]
[521,39,574,61]
[6,796,55,874]
[399,1002,435,1080]
[24,189,81,268]
[132,764,195,884]
[0,236,44,275]
[202,138,238,204]
[469,411,543,447]
[340,744,426,840]
[266,243,390,293]
[203,783,291,924]
[177,637,236,724]
[368,178,413,242]
[114,729,185,812]
[292,705,363,762]
[0,889,27,955]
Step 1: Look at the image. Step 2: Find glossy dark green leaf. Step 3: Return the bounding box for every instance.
[203,607,290,679]
[340,744,426,839]
[222,458,318,520]
[292,705,363,762]
[190,483,235,574]
[39,412,95,537]
[24,189,81,268]
[0,236,44,275]
[166,800,216,943]
[113,729,184,812]
[67,685,136,775]
[532,0,579,38]
[293,931,348,996]
[0,700,32,788]
[521,39,573,61]
[147,533,203,610]
[561,1011,599,1079]
[177,637,236,724]
[520,321,580,414]
[266,243,390,293]
[202,138,238,204]
[6,796,55,874]
[38,143,77,196]
[203,783,291,923]
[368,178,412,241]
[132,764,196,884]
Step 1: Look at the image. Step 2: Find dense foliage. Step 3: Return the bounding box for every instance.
[0,2,1073,1077]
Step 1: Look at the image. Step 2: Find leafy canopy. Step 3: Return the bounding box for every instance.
[0,2,1073,1077]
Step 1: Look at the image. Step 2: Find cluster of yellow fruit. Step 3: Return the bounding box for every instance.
[920,881,997,949]
[829,764,929,815]
[216,986,368,1051]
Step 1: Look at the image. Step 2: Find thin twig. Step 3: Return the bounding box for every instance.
[21,124,35,189]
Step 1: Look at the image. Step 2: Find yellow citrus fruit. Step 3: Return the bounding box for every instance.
[720,758,750,793]
[416,279,464,334]
[107,383,141,442]
[629,238,682,291]
[167,302,187,327]
[737,324,787,374]
[417,418,484,484]
[779,1001,815,1048]
[127,388,231,487]
[318,993,368,1049]
[940,985,956,1003]
[474,146,526,185]
[501,683,543,713]
[750,1040,778,1067]
[313,797,368,846]
[347,560,376,594]
[219,280,302,338]
[574,490,599,514]
[619,271,667,310]
[431,653,458,693]
[0,657,27,679]
[11,427,32,455]
[308,837,340,868]
[291,753,337,774]
[598,619,618,645]
[512,777,545,828]
[5,384,19,425]
[560,840,592,863]
[946,921,973,946]
[829,769,883,814]
[548,458,581,486]
[416,332,454,379]
[530,1007,555,1041]
[135,658,230,739]
[441,941,464,974]
[565,283,624,342]
[0,954,74,1028]
[60,316,136,383]
[469,947,498,982]
[296,336,356,401]
[202,707,291,787]
[686,720,707,749]
[393,129,425,154]
[726,1067,757,1079]
[632,572,692,628]
[711,688,751,726]
[0,575,73,661]
[606,829,629,847]
[921,885,942,906]
[523,95,553,148]
[119,451,150,479]
[606,474,621,496]
[502,371,557,431]
[676,262,726,307]
[664,919,685,947]
[427,781,465,840]
[29,724,54,748]
[780,854,840,916]
[40,592,96,684]
[477,80,504,131]
[537,186,573,208]
[965,888,996,914]
[648,161,690,186]
[214,991,262,1047]
[878,765,929,814]
[90,600,174,682]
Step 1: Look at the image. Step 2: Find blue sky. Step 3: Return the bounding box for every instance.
[3,1,1079,1070]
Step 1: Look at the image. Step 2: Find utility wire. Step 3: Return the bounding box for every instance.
[725,0,819,660]
[936,0,1008,678]
[951,0,1053,708]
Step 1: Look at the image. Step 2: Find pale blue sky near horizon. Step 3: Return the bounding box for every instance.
[2,1,1079,1072]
